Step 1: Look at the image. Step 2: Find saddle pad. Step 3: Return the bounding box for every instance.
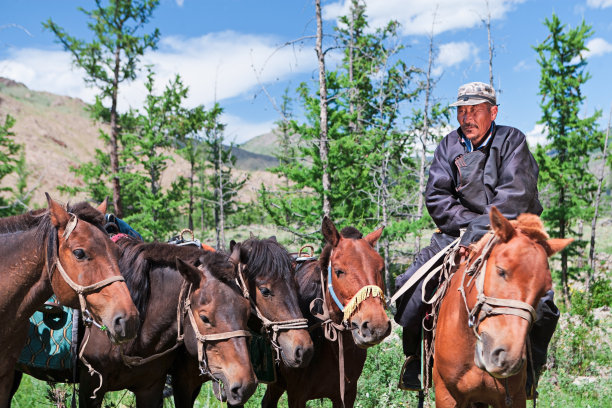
[248,331,276,384]
[16,298,76,382]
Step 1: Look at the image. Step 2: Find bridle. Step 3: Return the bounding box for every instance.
[183,273,252,379]
[459,233,538,340]
[326,249,386,324]
[235,262,309,363]
[49,214,126,329]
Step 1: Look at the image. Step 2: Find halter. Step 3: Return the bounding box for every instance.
[459,234,538,340]
[50,214,126,328]
[184,280,252,379]
[235,263,309,362]
[326,250,385,323]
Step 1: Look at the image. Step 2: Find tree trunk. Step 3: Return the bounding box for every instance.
[485,0,494,89]
[215,139,225,251]
[315,0,331,218]
[188,156,195,231]
[110,43,123,217]
[588,105,611,287]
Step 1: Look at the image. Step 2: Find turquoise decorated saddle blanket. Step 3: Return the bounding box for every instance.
[16,297,79,382]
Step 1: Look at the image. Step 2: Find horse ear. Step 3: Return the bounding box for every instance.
[97,196,108,214]
[365,226,384,247]
[322,216,340,247]
[176,258,202,286]
[269,235,277,242]
[46,193,70,228]
[230,240,237,252]
[229,242,240,265]
[489,207,515,243]
[543,238,574,257]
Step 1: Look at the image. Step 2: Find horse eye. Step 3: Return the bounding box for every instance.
[496,266,507,278]
[199,314,210,324]
[259,287,272,297]
[335,269,345,277]
[73,249,86,260]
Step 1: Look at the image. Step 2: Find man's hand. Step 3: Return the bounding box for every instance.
[457,246,470,264]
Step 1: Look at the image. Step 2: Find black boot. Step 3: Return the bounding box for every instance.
[399,329,422,391]
[526,290,559,399]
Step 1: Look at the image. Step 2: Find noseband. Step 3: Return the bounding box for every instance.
[49,214,126,329]
[459,234,538,340]
[235,263,309,362]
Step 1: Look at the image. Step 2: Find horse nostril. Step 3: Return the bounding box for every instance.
[294,345,303,362]
[360,320,371,337]
[230,382,244,401]
[113,313,127,337]
[491,347,507,368]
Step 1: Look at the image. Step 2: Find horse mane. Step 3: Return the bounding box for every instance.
[469,213,549,254]
[240,237,294,282]
[116,237,237,319]
[0,208,46,233]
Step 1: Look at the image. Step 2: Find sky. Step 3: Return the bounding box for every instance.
[1,0,611,146]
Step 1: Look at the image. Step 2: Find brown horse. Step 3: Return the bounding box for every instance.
[0,195,138,407]
[12,237,257,407]
[433,208,572,408]
[170,236,314,407]
[261,217,391,408]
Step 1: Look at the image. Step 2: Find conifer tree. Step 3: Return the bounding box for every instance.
[533,14,604,305]
[0,115,29,216]
[45,0,160,217]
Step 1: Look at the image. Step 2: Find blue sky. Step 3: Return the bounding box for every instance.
[1,0,611,145]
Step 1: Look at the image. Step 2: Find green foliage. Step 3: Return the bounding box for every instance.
[533,14,605,301]
[262,1,419,241]
[0,114,32,216]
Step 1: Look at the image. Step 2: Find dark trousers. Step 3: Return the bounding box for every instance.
[393,233,560,368]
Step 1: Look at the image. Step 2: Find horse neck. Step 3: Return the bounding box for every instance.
[439,264,478,350]
[0,228,52,322]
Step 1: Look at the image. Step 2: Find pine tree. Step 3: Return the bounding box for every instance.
[45,0,160,217]
[533,14,604,305]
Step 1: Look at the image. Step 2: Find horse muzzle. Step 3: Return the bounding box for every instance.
[475,331,525,378]
[349,311,391,348]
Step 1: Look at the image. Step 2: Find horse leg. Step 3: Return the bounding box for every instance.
[133,379,166,408]
[170,361,202,408]
[78,371,105,408]
[262,383,285,408]
[432,368,463,408]
[0,365,18,408]
[8,371,22,405]
[286,391,307,408]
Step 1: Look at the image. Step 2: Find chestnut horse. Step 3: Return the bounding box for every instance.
[12,238,256,407]
[261,217,391,408]
[170,236,314,407]
[0,195,139,407]
[433,208,572,408]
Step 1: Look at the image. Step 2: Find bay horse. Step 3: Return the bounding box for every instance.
[12,237,257,407]
[170,236,314,407]
[433,207,572,408]
[261,217,391,408]
[0,194,139,407]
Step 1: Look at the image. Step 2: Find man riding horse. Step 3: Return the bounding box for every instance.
[394,82,559,396]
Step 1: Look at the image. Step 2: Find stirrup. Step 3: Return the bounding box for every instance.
[398,355,422,391]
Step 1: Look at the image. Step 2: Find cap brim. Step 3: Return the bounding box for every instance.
[449,98,493,107]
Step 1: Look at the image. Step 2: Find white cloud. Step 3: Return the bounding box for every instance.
[324,0,525,36]
[587,0,612,8]
[175,0,184,6]
[432,41,479,75]
[513,60,529,72]
[526,123,548,147]
[0,31,316,115]
[584,37,612,58]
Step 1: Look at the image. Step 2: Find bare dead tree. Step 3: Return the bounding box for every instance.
[483,0,494,88]
[316,0,331,218]
[588,104,611,288]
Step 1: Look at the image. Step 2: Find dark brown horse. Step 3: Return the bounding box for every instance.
[13,237,257,407]
[0,195,139,407]
[433,208,572,408]
[170,236,314,407]
[261,217,391,408]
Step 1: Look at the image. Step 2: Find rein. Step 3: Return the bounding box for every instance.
[235,263,309,363]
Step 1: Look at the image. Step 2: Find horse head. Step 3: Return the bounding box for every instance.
[471,207,572,378]
[229,237,314,368]
[320,216,391,348]
[46,194,139,343]
[176,254,256,405]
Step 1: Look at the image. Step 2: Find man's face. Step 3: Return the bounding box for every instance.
[456,102,498,147]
